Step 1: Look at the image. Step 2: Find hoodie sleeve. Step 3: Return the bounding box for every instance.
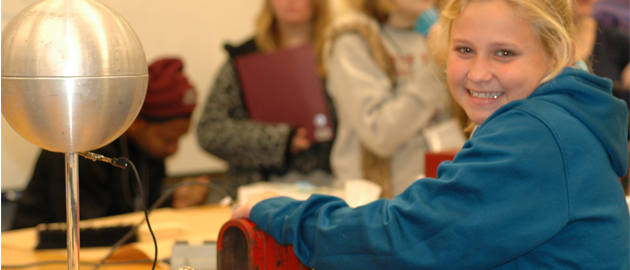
[250,111,570,269]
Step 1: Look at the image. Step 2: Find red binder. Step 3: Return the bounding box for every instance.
[234,44,334,143]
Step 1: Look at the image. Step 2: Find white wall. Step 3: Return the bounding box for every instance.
[1,0,269,190]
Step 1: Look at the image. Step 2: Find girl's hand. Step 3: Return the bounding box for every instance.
[231,191,281,220]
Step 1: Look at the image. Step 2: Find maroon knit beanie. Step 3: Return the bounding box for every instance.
[139,58,196,121]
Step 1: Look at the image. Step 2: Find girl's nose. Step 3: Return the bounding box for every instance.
[467,57,493,83]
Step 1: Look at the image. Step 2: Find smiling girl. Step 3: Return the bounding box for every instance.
[232,0,630,268]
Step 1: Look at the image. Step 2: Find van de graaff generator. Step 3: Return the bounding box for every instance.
[1,0,148,268]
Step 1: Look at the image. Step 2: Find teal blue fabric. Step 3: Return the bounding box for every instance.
[250,67,630,269]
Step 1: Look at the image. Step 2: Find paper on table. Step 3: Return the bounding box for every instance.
[344,179,382,208]
[237,179,381,208]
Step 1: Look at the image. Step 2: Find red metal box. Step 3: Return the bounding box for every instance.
[218,218,309,270]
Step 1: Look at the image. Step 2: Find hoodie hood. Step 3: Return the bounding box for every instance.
[531,67,628,176]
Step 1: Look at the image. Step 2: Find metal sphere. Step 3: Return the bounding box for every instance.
[1,0,148,152]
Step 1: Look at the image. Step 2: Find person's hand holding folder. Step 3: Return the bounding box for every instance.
[291,127,311,154]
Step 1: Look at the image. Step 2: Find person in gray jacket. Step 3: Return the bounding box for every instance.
[323,0,464,198]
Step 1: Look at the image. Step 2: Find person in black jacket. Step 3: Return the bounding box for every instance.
[11,58,209,230]
[196,0,337,199]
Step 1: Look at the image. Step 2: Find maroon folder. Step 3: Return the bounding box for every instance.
[235,44,334,143]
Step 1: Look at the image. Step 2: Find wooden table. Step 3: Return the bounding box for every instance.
[1,204,232,269]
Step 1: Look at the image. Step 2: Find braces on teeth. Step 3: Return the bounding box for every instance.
[470,90,501,99]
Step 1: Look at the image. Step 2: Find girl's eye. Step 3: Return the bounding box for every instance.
[457,47,474,54]
[496,50,514,57]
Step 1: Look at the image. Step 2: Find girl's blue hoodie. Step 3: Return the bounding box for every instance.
[250,67,630,269]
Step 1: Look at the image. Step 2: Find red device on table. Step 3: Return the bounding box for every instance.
[217,218,309,270]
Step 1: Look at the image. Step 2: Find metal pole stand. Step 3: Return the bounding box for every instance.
[65,152,80,269]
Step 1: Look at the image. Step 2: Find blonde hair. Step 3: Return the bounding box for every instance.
[432,0,575,84]
[254,0,331,76]
[435,0,449,10]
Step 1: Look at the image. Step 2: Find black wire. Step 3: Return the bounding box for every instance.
[90,175,232,270]
[119,136,136,211]
[125,157,158,270]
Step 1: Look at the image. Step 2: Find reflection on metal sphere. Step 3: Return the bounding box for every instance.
[1,0,148,153]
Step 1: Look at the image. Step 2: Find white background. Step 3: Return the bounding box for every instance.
[0,0,264,190]
[1,0,349,191]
